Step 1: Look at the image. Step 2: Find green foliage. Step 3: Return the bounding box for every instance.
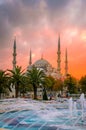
[64,74,77,94]
[45,76,56,91]
[19,76,30,96]
[45,76,63,92]
[27,66,45,86]
[0,70,10,98]
[53,79,63,91]
[79,75,86,93]
[8,66,25,98]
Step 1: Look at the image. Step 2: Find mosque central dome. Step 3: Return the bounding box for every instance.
[33,58,51,71]
[34,59,50,67]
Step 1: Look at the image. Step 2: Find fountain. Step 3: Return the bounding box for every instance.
[69,97,73,117]
[80,93,85,121]
[73,102,77,110]
[0,94,86,130]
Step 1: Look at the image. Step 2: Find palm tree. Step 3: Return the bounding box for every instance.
[19,75,30,97]
[8,66,25,98]
[0,70,10,98]
[27,66,46,99]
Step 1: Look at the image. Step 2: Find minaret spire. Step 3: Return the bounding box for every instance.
[29,49,32,66]
[65,48,68,76]
[57,34,61,75]
[41,53,43,60]
[13,37,17,70]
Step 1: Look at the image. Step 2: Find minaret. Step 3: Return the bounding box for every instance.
[13,37,17,70]
[65,48,68,76]
[41,53,43,60]
[29,49,32,66]
[57,34,61,75]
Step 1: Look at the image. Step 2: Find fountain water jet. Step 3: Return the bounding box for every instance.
[69,97,73,117]
[80,93,85,121]
[73,102,77,111]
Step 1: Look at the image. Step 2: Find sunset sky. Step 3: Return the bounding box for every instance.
[0,0,86,79]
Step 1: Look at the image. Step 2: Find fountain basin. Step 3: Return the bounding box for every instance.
[0,98,86,130]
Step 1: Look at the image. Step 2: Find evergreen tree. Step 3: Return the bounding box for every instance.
[79,75,86,93]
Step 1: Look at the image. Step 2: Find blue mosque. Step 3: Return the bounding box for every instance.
[9,35,68,97]
[13,35,68,79]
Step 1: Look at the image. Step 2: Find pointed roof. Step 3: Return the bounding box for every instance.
[14,37,16,49]
[65,48,68,76]
[58,33,60,51]
[29,49,32,65]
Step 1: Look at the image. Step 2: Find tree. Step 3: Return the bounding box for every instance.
[19,75,30,97]
[45,76,63,92]
[79,75,86,93]
[64,74,77,94]
[0,70,10,98]
[53,79,63,91]
[27,66,46,99]
[46,76,56,91]
[8,66,25,98]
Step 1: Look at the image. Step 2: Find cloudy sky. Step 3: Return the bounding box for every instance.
[0,0,86,79]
